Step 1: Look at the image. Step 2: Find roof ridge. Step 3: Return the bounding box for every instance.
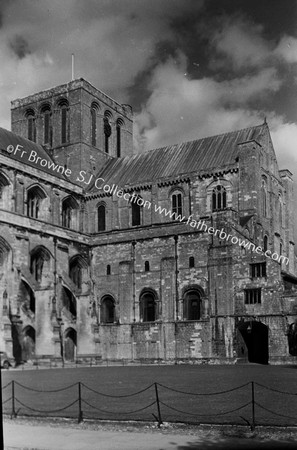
[145,122,267,155]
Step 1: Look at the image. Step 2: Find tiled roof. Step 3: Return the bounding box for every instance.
[89,123,268,192]
[0,127,67,180]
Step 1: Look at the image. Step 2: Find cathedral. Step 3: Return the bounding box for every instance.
[0,78,297,366]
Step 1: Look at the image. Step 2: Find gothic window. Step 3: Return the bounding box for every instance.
[183,290,201,320]
[116,118,124,157]
[140,290,157,322]
[104,111,112,154]
[25,109,36,142]
[97,203,106,231]
[69,261,82,289]
[62,196,78,229]
[212,185,226,211]
[106,264,111,275]
[244,288,261,305]
[145,261,150,272]
[172,192,183,217]
[27,186,46,219]
[40,104,52,145]
[58,99,69,144]
[189,256,195,268]
[261,179,267,217]
[91,102,99,147]
[30,246,51,283]
[62,287,76,319]
[101,295,115,323]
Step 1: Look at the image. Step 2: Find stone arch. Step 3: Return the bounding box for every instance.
[69,254,88,290]
[61,195,79,229]
[64,327,77,361]
[237,320,269,364]
[27,184,47,219]
[182,285,205,320]
[100,294,116,323]
[30,245,52,283]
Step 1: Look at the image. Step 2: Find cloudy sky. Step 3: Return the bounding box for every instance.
[0,0,297,173]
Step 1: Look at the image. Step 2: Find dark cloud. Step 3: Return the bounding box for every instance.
[9,34,30,59]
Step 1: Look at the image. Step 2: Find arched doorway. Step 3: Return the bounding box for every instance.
[288,321,297,356]
[22,326,35,361]
[238,321,269,364]
[139,290,157,322]
[64,328,77,361]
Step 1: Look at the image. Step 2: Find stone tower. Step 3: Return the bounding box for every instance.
[10,78,133,182]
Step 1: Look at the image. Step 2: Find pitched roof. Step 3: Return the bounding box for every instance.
[89,123,268,192]
[0,127,67,180]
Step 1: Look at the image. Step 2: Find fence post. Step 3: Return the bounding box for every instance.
[154,383,163,427]
[251,381,255,431]
[78,382,83,423]
[11,380,16,419]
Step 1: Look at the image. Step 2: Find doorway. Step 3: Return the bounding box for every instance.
[238,321,269,364]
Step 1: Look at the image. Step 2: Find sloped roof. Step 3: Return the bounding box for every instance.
[0,127,67,180]
[89,123,268,192]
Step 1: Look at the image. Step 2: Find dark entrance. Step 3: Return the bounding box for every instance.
[22,326,35,361]
[64,328,77,361]
[238,321,269,364]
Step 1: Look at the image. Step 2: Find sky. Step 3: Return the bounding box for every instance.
[0,0,297,174]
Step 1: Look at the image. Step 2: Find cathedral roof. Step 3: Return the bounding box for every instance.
[89,123,268,191]
[0,127,66,180]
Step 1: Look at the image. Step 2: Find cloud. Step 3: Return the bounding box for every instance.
[135,54,281,150]
[274,35,297,64]
[0,0,205,129]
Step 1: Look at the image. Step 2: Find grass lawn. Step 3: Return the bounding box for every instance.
[2,364,297,426]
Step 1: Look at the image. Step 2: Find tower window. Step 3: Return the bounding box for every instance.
[26,109,36,142]
[91,102,99,147]
[30,246,50,284]
[131,196,142,226]
[261,178,267,218]
[104,111,112,154]
[263,235,268,252]
[41,104,52,146]
[107,264,111,275]
[189,256,195,268]
[116,118,124,157]
[58,99,69,144]
[212,185,226,211]
[61,196,78,229]
[145,261,150,272]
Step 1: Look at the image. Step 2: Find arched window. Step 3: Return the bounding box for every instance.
[212,185,226,211]
[101,295,115,323]
[58,99,69,144]
[263,235,268,252]
[40,104,52,145]
[183,289,201,320]
[62,196,78,229]
[131,195,143,226]
[261,179,267,217]
[97,203,106,231]
[64,328,77,361]
[22,326,35,361]
[172,191,183,217]
[69,256,87,290]
[145,261,150,272]
[116,118,124,157]
[27,185,46,219]
[62,286,76,319]
[30,246,50,283]
[189,256,195,268]
[106,264,111,275]
[91,102,99,147]
[104,111,112,154]
[25,109,36,142]
[140,290,157,322]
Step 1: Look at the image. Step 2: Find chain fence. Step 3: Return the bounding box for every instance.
[2,379,297,429]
